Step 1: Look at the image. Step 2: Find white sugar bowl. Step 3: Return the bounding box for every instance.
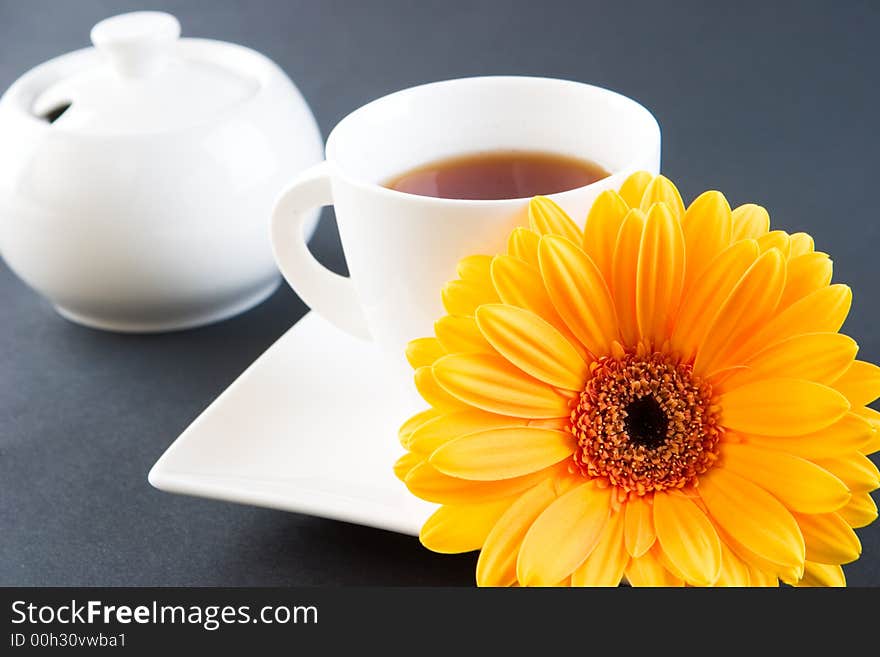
[0,12,323,332]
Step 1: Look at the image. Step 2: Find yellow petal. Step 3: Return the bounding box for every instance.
[756,230,791,259]
[507,227,541,267]
[714,541,751,586]
[693,249,786,375]
[788,232,815,258]
[408,408,527,455]
[610,208,646,347]
[638,175,685,220]
[669,240,759,361]
[393,451,423,481]
[653,491,722,586]
[398,408,443,448]
[624,496,656,557]
[794,511,861,565]
[404,461,553,505]
[699,467,805,573]
[743,413,874,459]
[617,170,653,208]
[731,203,770,240]
[405,337,445,369]
[420,498,513,554]
[517,481,611,586]
[837,491,878,528]
[747,566,780,587]
[570,510,627,587]
[795,561,845,587]
[718,378,849,436]
[852,407,880,455]
[582,189,629,285]
[476,478,557,586]
[414,366,465,410]
[729,284,852,365]
[721,333,857,388]
[625,545,684,587]
[681,190,732,292]
[539,234,619,357]
[528,196,582,243]
[456,254,493,283]
[430,427,574,481]
[441,279,499,316]
[433,353,573,418]
[814,454,880,492]
[832,360,880,406]
[434,314,493,354]
[636,203,685,345]
[779,252,833,309]
[721,442,850,513]
[490,254,588,359]
[475,304,587,390]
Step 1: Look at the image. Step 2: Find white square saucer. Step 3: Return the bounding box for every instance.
[148,312,435,535]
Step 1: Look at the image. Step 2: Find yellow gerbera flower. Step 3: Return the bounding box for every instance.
[395,171,880,587]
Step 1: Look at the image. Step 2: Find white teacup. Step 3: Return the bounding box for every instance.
[271,76,660,360]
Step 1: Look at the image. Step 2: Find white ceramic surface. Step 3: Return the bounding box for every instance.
[0,11,323,332]
[272,77,661,362]
[148,311,435,535]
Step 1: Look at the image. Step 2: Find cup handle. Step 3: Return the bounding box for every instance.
[271,162,371,340]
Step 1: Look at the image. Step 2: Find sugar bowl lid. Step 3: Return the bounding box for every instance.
[26,11,262,134]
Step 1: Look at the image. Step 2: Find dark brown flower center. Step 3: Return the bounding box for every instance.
[569,350,722,496]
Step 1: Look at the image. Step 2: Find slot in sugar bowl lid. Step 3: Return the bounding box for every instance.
[28,11,262,134]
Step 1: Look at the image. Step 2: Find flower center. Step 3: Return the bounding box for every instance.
[569,350,722,496]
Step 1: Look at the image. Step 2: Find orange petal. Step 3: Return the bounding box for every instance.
[570,509,627,587]
[796,561,845,587]
[832,360,880,406]
[624,496,656,557]
[507,227,541,267]
[794,511,861,565]
[610,208,646,347]
[582,189,629,285]
[429,427,574,481]
[528,196,582,243]
[714,540,752,586]
[639,175,685,220]
[414,366,465,409]
[779,252,833,309]
[719,333,857,388]
[721,442,850,513]
[699,467,805,574]
[838,491,878,528]
[635,203,685,345]
[670,240,759,361]
[419,498,514,554]
[441,278,499,316]
[538,235,619,356]
[490,254,588,359]
[788,232,815,258]
[434,314,493,354]
[718,378,850,436]
[731,203,770,240]
[456,254,493,283]
[476,478,558,586]
[404,461,553,505]
[433,353,572,418]
[728,284,852,365]
[693,249,786,375]
[398,408,443,448]
[814,454,880,492]
[476,304,587,390]
[742,413,874,459]
[405,337,445,369]
[756,230,791,259]
[618,171,653,208]
[517,481,611,586]
[653,491,722,586]
[408,408,527,455]
[625,545,684,587]
[393,451,423,481]
[681,190,732,293]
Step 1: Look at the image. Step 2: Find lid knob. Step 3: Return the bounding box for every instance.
[90,11,181,78]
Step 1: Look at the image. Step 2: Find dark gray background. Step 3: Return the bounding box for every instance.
[1,0,878,586]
